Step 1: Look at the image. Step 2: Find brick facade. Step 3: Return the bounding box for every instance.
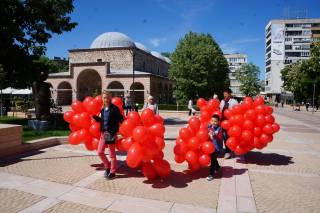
[47,47,174,105]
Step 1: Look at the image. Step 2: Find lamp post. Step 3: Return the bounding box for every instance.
[312,82,315,114]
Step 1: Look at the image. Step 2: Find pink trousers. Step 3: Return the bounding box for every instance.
[97,134,117,173]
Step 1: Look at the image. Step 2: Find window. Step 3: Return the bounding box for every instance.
[285,38,292,42]
[97,59,102,62]
[301,52,309,57]
[266,67,271,72]
[285,45,292,50]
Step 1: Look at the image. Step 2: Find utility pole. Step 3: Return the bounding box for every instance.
[312,82,315,114]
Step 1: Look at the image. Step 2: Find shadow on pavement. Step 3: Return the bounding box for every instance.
[241,151,294,166]
[112,162,247,189]
[164,118,188,126]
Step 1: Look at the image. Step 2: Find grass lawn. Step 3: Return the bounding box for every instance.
[0,116,70,142]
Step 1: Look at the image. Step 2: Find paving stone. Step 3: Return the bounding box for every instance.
[0,188,45,212]
[19,198,60,213]
[170,203,215,213]
[43,201,120,213]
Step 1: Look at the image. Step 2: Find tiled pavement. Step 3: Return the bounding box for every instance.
[0,108,319,212]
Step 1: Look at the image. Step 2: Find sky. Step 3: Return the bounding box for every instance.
[45,0,320,80]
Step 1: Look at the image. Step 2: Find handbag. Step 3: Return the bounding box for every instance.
[104,131,116,144]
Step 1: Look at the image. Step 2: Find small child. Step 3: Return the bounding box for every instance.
[206,114,223,181]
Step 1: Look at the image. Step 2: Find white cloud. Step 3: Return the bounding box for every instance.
[149,37,167,47]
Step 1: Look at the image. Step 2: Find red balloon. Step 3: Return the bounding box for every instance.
[140,108,155,127]
[189,162,200,171]
[122,137,135,151]
[149,123,165,137]
[241,130,254,142]
[84,140,95,151]
[254,105,265,115]
[115,138,126,152]
[198,154,211,167]
[226,137,238,150]
[78,129,91,144]
[207,99,220,111]
[197,98,207,108]
[71,101,85,113]
[272,123,280,133]
[264,106,273,115]
[175,154,185,164]
[155,137,165,150]
[244,109,256,121]
[255,114,266,127]
[254,96,265,106]
[89,123,101,138]
[179,128,192,141]
[69,123,81,132]
[143,140,159,157]
[243,97,254,103]
[83,96,93,105]
[126,111,141,126]
[200,110,211,122]
[94,95,103,107]
[263,124,274,135]
[233,114,244,126]
[189,117,201,132]
[142,162,157,180]
[119,119,137,137]
[77,112,91,128]
[232,105,243,115]
[153,115,164,124]
[64,111,75,123]
[243,120,254,131]
[68,131,80,145]
[91,137,99,150]
[253,137,264,149]
[153,159,171,178]
[132,126,149,143]
[224,109,232,119]
[201,141,215,154]
[265,115,275,124]
[253,126,263,137]
[175,137,185,145]
[126,143,143,168]
[221,120,232,130]
[185,150,198,164]
[234,146,247,155]
[174,142,188,155]
[260,133,273,144]
[86,100,101,115]
[153,150,164,160]
[112,97,123,109]
[228,125,242,137]
[196,128,209,142]
[187,137,200,150]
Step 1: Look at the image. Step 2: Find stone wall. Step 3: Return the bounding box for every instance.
[69,49,133,70]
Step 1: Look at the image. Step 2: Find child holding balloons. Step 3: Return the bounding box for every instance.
[206,114,223,181]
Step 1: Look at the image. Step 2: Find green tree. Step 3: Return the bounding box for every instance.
[0,0,77,88]
[281,42,320,103]
[161,52,172,59]
[169,31,229,103]
[235,63,261,97]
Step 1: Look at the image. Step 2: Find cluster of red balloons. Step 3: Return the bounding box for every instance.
[63,96,124,151]
[221,96,280,155]
[118,109,171,180]
[173,98,221,171]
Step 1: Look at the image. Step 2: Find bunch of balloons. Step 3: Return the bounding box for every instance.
[173,98,221,171]
[63,96,124,151]
[118,109,171,180]
[221,96,280,155]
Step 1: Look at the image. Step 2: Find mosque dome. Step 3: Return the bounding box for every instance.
[90,32,136,48]
[134,42,150,53]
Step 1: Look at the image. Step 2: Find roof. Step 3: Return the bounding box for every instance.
[90,32,136,49]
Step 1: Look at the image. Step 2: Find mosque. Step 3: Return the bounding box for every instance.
[46,32,174,105]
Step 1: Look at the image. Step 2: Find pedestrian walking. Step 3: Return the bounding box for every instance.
[143,96,159,114]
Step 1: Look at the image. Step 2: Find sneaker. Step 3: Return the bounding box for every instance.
[224,153,232,159]
[107,173,116,180]
[206,175,214,181]
[104,168,110,178]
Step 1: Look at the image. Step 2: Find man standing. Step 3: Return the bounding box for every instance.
[188,99,193,116]
[220,88,238,159]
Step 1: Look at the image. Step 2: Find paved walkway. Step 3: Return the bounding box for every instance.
[0,108,319,212]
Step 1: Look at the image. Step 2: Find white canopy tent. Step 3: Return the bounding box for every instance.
[0,87,32,95]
